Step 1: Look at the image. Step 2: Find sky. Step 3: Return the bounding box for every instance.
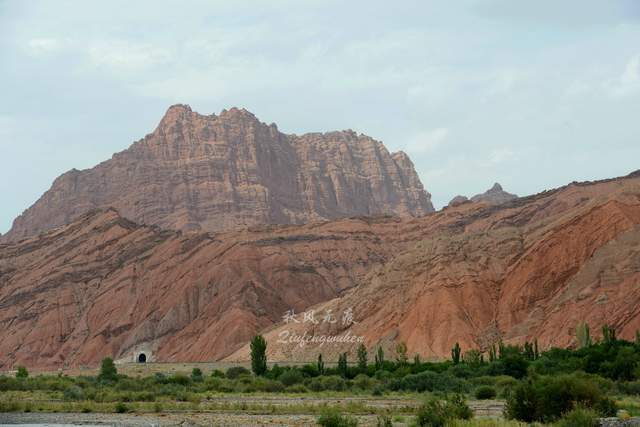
[1,0,640,234]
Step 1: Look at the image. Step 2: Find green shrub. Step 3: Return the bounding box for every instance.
[306,377,322,392]
[415,398,448,427]
[317,407,358,427]
[191,367,204,382]
[506,374,616,422]
[168,374,191,385]
[375,370,392,381]
[256,378,285,393]
[554,407,598,427]
[114,402,129,413]
[474,385,497,400]
[307,375,347,392]
[415,395,472,427]
[15,366,28,379]
[226,366,251,379]
[388,371,470,393]
[445,394,473,420]
[279,369,304,386]
[376,414,393,427]
[594,395,617,417]
[210,369,225,378]
[285,384,308,393]
[98,358,118,382]
[353,373,373,390]
[372,385,385,396]
[322,375,346,391]
[63,385,85,400]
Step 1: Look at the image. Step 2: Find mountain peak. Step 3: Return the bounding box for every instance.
[2,105,434,241]
[489,182,503,192]
[218,107,260,123]
[470,182,517,205]
[156,104,196,130]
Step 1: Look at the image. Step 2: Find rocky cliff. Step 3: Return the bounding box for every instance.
[1,105,433,242]
[2,172,640,368]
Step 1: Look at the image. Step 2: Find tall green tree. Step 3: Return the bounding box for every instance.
[98,357,118,382]
[338,353,348,378]
[489,344,497,362]
[451,342,461,365]
[317,353,325,375]
[357,344,368,370]
[602,325,616,345]
[576,322,592,348]
[250,335,268,376]
[396,342,408,366]
[375,346,385,370]
[524,342,535,361]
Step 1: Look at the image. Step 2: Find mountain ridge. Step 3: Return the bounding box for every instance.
[2,105,433,242]
[2,170,640,368]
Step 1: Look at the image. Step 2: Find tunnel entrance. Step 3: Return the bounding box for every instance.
[137,353,147,363]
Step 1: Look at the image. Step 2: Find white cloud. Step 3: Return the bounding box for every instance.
[87,41,173,72]
[405,128,450,154]
[486,148,515,165]
[27,38,64,55]
[621,55,640,85]
[605,54,640,98]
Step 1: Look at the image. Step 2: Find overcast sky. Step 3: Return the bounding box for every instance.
[1,0,640,234]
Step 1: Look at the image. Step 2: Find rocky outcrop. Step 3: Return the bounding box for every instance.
[447,195,469,207]
[1,105,433,242]
[470,183,517,205]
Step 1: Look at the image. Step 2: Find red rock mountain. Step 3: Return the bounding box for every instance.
[0,209,399,369]
[1,105,433,243]
[230,171,640,362]
[2,171,640,369]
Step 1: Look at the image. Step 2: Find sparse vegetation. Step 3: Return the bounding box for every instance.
[554,407,599,427]
[3,323,640,423]
[317,407,359,427]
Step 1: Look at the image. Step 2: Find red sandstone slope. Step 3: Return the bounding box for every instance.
[2,172,640,369]
[229,173,640,362]
[2,105,433,242]
[0,210,401,369]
